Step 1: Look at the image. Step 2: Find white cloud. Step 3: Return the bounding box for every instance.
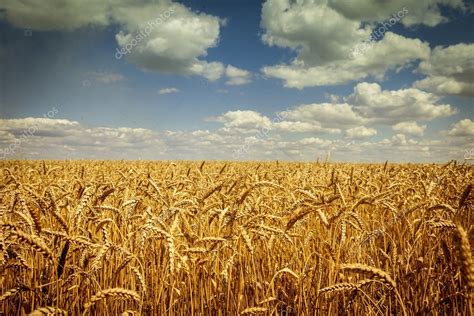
[346,126,377,139]
[245,82,456,137]
[210,111,342,135]
[447,119,474,137]
[209,110,272,129]
[0,0,228,81]
[328,0,465,27]
[260,0,431,88]
[225,65,252,86]
[158,87,180,95]
[391,133,407,145]
[413,43,474,96]
[262,32,430,88]
[281,103,365,128]
[0,116,470,162]
[298,137,332,147]
[0,0,111,31]
[225,82,457,143]
[325,93,341,104]
[188,61,225,81]
[273,121,341,134]
[414,76,474,97]
[0,117,80,138]
[261,0,369,66]
[0,118,165,159]
[347,82,456,124]
[392,121,426,136]
[206,82,456,150]
[114,3,226,81]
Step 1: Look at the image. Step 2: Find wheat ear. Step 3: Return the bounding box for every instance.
[240,307,268,314]
[28,306,68,315]
[340,263,396,289]
[83,288,140,313]
[454,226,474,299]
[9,230,53,260]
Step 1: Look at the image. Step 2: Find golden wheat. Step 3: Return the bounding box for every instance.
[0,160,471,314]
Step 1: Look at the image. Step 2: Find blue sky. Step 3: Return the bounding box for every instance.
[0,0,473,161]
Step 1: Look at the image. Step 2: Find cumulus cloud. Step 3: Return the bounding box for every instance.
[298,137,332,146]
[201,82,457,146]
[0,0,111,31]
[225,65,252,86]
[413,43,474,96]
[392,121,426,136]
[158,87,179,95]
[347,82,456,124]
[345,126,377,139]
[158,122,472,161]
[188,61,225,81]
[0,0,228,81]
[243,82,457,138]
[390,133,408,146]
[276,82,455,130]
[447,119,474,137]
[0,117,165,159]
[0,116,469,162]
[0,118,80,138]
[261,0,370,66]
[273,121,341,134]
[209,110,272,129]
[201,83,457,160]
[114,2,226,80]
[260,0,432,88]
[209,110,342,135]
[329,0,465,27]
[281,103,365,128]
[262,33,430,88]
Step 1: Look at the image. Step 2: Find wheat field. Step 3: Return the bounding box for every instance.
[0,160,472,315]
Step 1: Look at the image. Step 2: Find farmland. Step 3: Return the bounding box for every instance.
[0,160,472,315]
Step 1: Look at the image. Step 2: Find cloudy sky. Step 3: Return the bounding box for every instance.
[0,0,473,162]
